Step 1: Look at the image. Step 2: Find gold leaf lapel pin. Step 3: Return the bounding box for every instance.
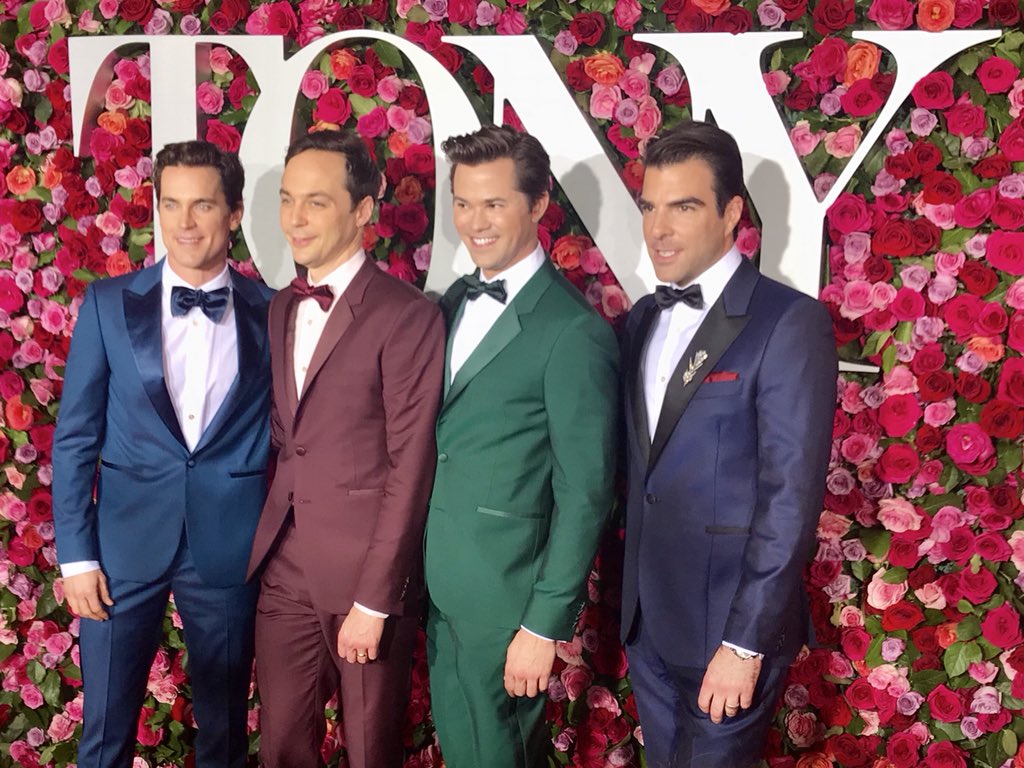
[682,349,708,386]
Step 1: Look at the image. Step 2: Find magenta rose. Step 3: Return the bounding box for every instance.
[827,192,872,234]
[981,603,1023,648]
[205,120,241,152]
[911,72,954,109]
[313,89,352,124]
[999,117,1024,161]
[945,423,996,476]
[997,357,1024,406]
[809,37,848,79]
[959,567,997,603]
[867,0,914,28]
[976,56,1020,94]
[878,393,922,437]
[876,443,921,483]
[953,186,997,228]
[356,107,388,138]
[943,95,987,137]
[987,231,1024,275]
[841,79,884,117]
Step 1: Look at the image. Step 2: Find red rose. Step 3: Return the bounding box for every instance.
[924,740,967,768]
[959,566,998,603]
[711,5,752,31]
[911,343,947,374]
[565,60,594,92]
[926,684,963,723]
[982,603,1024,648]
[943,293,981,339]
[472,65,494,95]
[205,120,241,152]
[828,733,869,766]
[977,531,1013,561]
[886,732,920,768]
[977,302,1009,334]
[876,443,920,483]
[119,0,155,23]
[844,678,876,711]
[432,43,463,75]
[674,5,712,30]
[911,72,955,109]
[570,11,605,45]
[394,203,428,241]
[347,65,378,98]
[915,424,943,454]
[998,117,1024,161]
[977,55,1020,94]
[841,79,884,117]
[960,260,998,296]
[881,601,924,630]
[954,186,997,228]
[889,535,922,566]
[956,372,991,402]
[974,153,1011,179]
[362,0,388,22]
[918,370,954,401]
[922,171,963,205]
[313,89,352,125]
[812,0,854,33]
[992,197,1024,230]
[827,192,872,234]
[398,85,428,116]
[988,0,1021,25]
[11,200,43,233]
[447,0,475,23]
[403,144,434,177]
[988,231,1024,275]
[123,118,151,149]
[952,0,983,26]
[840,628,871,661]
[775,0,808,19]
[878,393,922,436]
[912,139,943,171]
[944,95,987,137]
[1010,313,1024,353]
[335,7,364,29]
[872,219,915,257]
[809,37,849,79]
[48,37,69,74]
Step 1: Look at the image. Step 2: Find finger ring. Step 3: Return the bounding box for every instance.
[357,652,367,658]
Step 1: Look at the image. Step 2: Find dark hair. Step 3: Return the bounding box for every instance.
[441,125,551,206]
[643,121,745,215]
[285,130,381,209]
[154,140,244,211]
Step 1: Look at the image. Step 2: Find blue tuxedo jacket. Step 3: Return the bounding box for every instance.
[53,263,275,588]
[621,258,837,668]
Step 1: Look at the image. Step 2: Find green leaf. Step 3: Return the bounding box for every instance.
[34,98,53,125]
[0,642,16,663]
[881,344,897,373]
[27,659,46,684]
[943,640,982,679]
[932,719,966,741]
[349,93,377,117]
[861,528,891,559]
[1003,729,1019,758]
[373,42,403,69]
[882,566,908,584]
[957,615,982,642]
[406,3,430,20]
[998,441,1023,473]
[40,669,61,707]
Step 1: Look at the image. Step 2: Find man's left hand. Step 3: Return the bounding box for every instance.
[697,645,763,724]
[504,629,556,698]
[337,610,385,664]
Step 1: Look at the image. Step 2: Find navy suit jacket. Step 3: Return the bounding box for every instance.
[53,263,275,588]
[621,258,837,668]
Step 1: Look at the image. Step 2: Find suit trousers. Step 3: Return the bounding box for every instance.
[255,520,417,768]
[626,614,788,768]
[426,603,547,768]
[78,535,258,768]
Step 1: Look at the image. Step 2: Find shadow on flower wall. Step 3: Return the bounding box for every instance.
[3,0,1024,766]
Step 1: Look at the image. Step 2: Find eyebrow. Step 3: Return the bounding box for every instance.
[279,189,331,199]
[453,195,507,204]
[638,196,706,208]
[160,196,217,205]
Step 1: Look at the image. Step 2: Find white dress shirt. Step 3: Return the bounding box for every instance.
[640,247,759,657]
[61,260,239,578]
[450,245,554,640]
[449,246,546,383]
[291,251,385,619]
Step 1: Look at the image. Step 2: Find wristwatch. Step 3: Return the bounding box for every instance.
[727,645,764,661]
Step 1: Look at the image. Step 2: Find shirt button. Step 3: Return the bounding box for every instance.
[307,320,313,326]
[192,320,198,327]
[188,414,195,420]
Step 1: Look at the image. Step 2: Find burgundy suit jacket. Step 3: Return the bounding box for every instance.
[248,258,445,616]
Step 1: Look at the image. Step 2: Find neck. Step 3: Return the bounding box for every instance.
[168,257,227,288]
[308,244,361,284]
[480,239,538,280]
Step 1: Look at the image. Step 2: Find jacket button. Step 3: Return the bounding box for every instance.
[187,459,196,468]
[295,446,306,456]
[438,452,448,462]
[645,493,658,504]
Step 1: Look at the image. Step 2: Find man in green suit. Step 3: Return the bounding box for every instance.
[424,125,619,767]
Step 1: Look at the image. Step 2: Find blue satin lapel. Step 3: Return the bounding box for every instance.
[195,273,265,453]
[124,277,187,449]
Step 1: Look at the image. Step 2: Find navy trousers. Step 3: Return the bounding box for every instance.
[77,537,258,768]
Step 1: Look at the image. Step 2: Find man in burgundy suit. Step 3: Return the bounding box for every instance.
[248,130,445,768]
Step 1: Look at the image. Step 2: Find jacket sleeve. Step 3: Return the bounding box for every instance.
[52,285,110,565]
[722,298,837,654]
[520,311,620,640]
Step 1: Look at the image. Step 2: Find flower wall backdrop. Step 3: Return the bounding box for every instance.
[2,0,1024,766]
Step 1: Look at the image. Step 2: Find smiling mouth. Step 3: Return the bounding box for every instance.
[471,236,498,246]
[176,236,203,246]
[289,236,314,248]
[653,249,679,259]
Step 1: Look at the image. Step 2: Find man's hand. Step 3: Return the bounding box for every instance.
[697,645,763,724]
[337,609,385,664]
[504,629,556,698]
[63,569,114,621]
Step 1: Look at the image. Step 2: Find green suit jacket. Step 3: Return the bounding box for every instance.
[424,260,619,640]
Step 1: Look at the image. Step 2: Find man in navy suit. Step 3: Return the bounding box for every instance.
[53,140,275,768]
[621,122,837,767]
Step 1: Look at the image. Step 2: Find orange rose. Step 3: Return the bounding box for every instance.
[394,176,423,205]
[917,0,955,31]
[388,131,410,157]
[691,0,730,14]
[5,166,36,196]
[551,234,591,270]
[583,53,625,86]
[41,158,62,190]
[4,396,34,431]
[97,111,127,135]
[105,251,133,277]
[795,753,833,768]
[330,49,358,81]
[935,621,958,649]
[967,335,1005,363]
[843,42,882,87]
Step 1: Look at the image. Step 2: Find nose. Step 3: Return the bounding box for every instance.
[470,206,488,232]
[289,202,307,228]
[647,207,671,240]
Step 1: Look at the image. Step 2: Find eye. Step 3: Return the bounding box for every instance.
[161,200,177,210]
[310,200,325,209]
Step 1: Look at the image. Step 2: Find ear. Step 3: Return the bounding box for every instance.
[530,191,550,223]
[355,195,375,228]
[229,203,244,232]
[723,195,743,234]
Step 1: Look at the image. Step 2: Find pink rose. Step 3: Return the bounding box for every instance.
[867,569,908,610]
[655,65,684,96]
[21,683,44,709]
[376,75,402,103]
[208,46,231,74]
[585,685,621,715]
[824,124,862,157]
[946,423,996,475]
[47,712,76,741]
[496,7,527,34]
[613,0,642,29]
[633,97,662,139]
[589,84,621,119]
[357,107,389,138]
[762,70,791,96]
[600,285,630,318]
[560,664,593,701]
[620,69,650,101]
[300,70,329,99]
[790,120,825,156]
[784,710,821,748]
[867,0,914,28]
[877,498,923,532]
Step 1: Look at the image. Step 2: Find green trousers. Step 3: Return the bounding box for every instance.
[426,604,549,768]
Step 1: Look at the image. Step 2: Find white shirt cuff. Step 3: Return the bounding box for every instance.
[60,561,101,578]
[722,641,762,658]
[520,625,554,642]
[353,602,388,619]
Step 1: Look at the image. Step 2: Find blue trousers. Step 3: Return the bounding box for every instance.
[77,538,258,768]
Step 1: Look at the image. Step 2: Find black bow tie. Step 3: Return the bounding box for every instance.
[654,284,703,311]
[462,273,507,304]
[290,277,335,311]
[170,286,230,323]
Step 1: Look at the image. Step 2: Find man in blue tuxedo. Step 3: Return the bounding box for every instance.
[53,140,275,768]
[621,122,837,767]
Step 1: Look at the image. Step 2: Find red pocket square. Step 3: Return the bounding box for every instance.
[704,371,739,383]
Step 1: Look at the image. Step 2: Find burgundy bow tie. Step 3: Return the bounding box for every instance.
[290,276,334,311]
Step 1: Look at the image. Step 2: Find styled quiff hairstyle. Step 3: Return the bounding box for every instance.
[285,130,382,210]
[441,125,551,206]
[154,140,245,211]
[643,121,745,215]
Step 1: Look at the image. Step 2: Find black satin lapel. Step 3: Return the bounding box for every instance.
[628,303,659,468]
[648,298,750,474]
[124,282,187,449]
[195,282,262,452]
